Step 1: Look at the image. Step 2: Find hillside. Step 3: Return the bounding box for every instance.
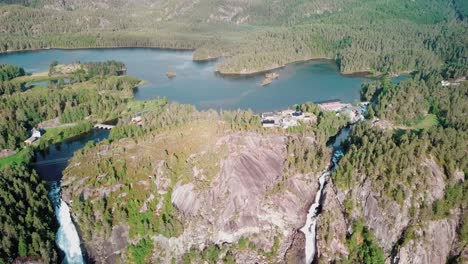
[58,73,468,263]
[0,0,466,76]
[60,103,344,263]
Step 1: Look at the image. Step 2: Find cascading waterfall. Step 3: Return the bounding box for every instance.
[301,106,366,264]
[300,171,330,264]
[300,149,344,264]
[49,182,85,264]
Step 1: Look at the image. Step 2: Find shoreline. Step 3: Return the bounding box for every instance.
[1,46,411,78]
[1,46,195,55]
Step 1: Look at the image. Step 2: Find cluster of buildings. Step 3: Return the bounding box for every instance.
[261,100,368,129]
[261,110,314,128]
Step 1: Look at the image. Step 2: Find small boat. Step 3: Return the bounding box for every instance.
[166,71,176,79]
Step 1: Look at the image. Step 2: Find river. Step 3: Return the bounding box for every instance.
[33,130,110,264]
[0,48,366,112]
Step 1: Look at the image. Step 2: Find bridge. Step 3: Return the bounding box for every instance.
[94,124,115,130]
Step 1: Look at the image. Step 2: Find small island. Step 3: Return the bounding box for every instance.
[166,71,177,79]
[261,72,279,86]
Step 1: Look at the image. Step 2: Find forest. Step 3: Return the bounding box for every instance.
[332,72,467,262]
[0,61,141,150]
[0,0,466,76]
[0,163,57,263]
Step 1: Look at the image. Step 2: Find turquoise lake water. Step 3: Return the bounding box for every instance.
[0,48,367,111]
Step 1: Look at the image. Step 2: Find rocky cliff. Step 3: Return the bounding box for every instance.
[61,120,327,263]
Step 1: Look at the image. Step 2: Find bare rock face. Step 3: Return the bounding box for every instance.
[162,132,320,261]
[342,178,410,252]
[284,231,306,264]
[397,211,461,264]
[316,181,348,262]
[83,224,129,264]
[322,158,462,263]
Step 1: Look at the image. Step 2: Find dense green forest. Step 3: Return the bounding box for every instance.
[0,63,25,95]
[0,0,466,75]
[0,64,24,81]
[0,61,140,150]
[0,163,57,263]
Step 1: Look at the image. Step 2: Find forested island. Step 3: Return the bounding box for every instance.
[0,0,467,264]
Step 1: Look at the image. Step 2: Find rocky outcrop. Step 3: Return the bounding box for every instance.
[160,132,320,262]
[315,157,464,263]
[316,181,348,262]
[83,224,129,264]
[396,211,461,264]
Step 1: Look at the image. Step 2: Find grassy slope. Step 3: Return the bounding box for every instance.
[0,148,30,169]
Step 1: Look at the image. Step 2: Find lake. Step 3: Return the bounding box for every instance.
[0,48,366,112]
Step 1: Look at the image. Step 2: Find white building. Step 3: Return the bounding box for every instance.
[31,128,41,138]
[24,128,42,145]
[441,80,450,87]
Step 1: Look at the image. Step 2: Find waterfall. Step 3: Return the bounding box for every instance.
[301,129,348,264]
[300,171,329,264]
[49,182,85,264]
[300,105,367,263]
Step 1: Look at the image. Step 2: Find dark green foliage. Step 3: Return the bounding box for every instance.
[433,182,467,219]
[0,64,25,81]
[0,77,128,149]
[202,244,220,264]
[95,76,140,94]
[85,60,125,78]
[0,164,57,263]
[334,123,467,200]
[48,60,58,76]
[368,74,467,130]
[346,221,384,264]
[37,121,93,150]
[109,124,144,141]
[0,80,24,95]
[299,102,349,141]
[284,135,329,176]
[128,238,153,264]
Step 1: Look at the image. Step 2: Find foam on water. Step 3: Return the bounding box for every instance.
[49,182,85,264]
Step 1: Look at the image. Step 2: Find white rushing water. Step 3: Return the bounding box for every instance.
[49,182,85,264]
[300,171,330,264]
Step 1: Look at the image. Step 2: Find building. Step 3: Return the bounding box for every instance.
[24,128,42,145]
[31,128,41,138]
[292,111,304,118]
[24,137,37,145]
[262,119,276,128]
[261,112,275,119]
